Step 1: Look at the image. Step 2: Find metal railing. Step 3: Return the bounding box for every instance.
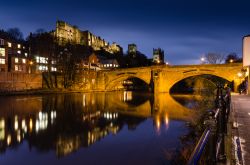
[188,85,231,165]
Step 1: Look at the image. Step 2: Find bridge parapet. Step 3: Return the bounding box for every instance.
[97,63,243,93]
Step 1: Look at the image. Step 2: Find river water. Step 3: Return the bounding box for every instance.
[0,92,207,165]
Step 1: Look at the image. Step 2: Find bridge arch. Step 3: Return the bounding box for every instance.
[163,66,242,93]
[105,75,151,91]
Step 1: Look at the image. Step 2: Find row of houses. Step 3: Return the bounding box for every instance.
[0,34,120,74]
[0,25,121,74]
[0,36,29,73]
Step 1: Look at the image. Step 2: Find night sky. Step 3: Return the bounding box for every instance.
[1,0,250,64]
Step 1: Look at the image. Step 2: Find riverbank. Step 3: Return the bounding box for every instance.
[0,88,99,96]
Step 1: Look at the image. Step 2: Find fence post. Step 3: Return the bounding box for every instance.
[216,85,227,162]
[204,111,217,165]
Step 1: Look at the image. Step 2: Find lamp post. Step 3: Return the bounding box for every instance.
[200,57,205,64]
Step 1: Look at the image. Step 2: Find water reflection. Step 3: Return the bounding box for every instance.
[0,92,198,164]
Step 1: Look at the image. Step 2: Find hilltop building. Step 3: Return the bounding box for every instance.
[128,44,137,57]
[152,48,164,64]
[55,21,123,54]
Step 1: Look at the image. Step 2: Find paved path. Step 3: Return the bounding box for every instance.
[231,94,250,165]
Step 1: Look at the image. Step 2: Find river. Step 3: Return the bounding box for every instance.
[0,91,211,165]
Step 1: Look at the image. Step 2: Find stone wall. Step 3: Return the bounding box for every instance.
[0,72,42,92]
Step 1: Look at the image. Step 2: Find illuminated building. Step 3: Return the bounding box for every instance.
[0,32,29,73]
[128,44,137,57]
[88,53,119,70]
[152,48,164,64]
[55,20,122,54]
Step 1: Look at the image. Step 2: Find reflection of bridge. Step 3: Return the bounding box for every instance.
[106,93,195,122]
[95,63,242,93]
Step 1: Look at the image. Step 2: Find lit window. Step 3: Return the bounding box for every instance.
[104,64,106,67]
[0,58,5,64]
[24,53,28,57]
[15,58,19,63]
[51,60,56,64]
[38,65,48,71]
[8,42,12,48]
[15,65,18,71]
[17,50,21,54]
[0,39,4,45]
[17,44,21,49]
[22,59,26,64]
[51,67,57,72]
[0,48,5,56]
[36,56,48,64]
[23,46,25,49]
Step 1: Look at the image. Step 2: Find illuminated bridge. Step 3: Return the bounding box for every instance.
[94,63,243,93]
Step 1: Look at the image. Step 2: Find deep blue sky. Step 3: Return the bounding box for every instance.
[1,0,250,64]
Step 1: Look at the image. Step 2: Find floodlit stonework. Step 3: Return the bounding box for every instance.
[55,21,122,54]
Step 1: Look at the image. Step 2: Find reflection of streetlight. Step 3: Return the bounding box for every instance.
[28,60,33,74]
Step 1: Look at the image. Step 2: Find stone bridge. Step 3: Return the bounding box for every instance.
[95,63,243,93]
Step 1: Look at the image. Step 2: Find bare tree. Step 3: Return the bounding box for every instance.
[205,53,225,64]
[7,27,23,40]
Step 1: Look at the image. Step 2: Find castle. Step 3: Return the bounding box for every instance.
[55,21,122,54]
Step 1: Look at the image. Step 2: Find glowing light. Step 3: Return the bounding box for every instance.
[22,119,26,129]
[156,119,160,129]
[14,116,18,130]
[0,119,5,140]
[230,59,234,63]
[17,131,21,142]
[237,72,243,77]
[164,114,169,130]
[29,119,33,132]
[7,135,11,145]
[200,57,205,63]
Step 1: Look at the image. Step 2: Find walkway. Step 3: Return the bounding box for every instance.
[231,94,250,165]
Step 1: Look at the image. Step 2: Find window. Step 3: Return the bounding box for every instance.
[36,56,48,64]
[51,60,56,64]
[15,65,18,71]
[8,42,12,48]
[17,50,21,54]
[0,59,5,64]
[38,65,48,71]
[15,58,19,63]
[24,53,28,57]
[0,48,5,57]
[17,44,21,49]
[22,59,26,64]
[0,39,4,45]
[51,67,57,72]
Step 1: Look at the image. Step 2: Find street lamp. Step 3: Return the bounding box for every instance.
[229,59,234,63]
[237,72,243,78]
[200,57,205,64]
